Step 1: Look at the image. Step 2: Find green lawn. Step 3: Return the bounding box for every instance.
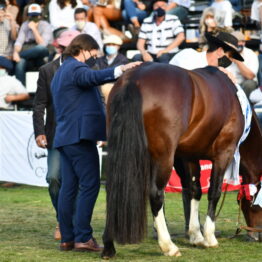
[0,185,260,262]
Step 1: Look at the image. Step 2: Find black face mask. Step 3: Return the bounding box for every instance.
[218,55,232,68]
[85,55,96,68]
[154,7,166,18]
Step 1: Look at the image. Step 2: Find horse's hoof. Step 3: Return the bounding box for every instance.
[193,241,208,248]
[101,248,116,260]
[164,249,182,257]
[209,244,219,248]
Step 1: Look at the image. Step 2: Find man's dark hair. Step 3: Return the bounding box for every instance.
[57,0,77,9]
[74,8,87,16]
[64,34,99,56]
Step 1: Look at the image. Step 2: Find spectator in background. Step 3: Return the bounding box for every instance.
[251,0,262,28]
[166,0,190,23]
[33,29,80,241]
[5,0,19,21]
[122,0,151,29]
[13,3,52,85]
[96,34,129,103]
[0,0,17,72]
[91,0,126,40]
[22,0,50,23]
[48,0,82,30]
[211,0,234,28]
[199,7,218,49]
[72,7,103,50]
[134,0,185,63]
[0,56,29,110]
[227,31,259,98]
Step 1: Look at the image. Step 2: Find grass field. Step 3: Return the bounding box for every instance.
[0,185,260,262]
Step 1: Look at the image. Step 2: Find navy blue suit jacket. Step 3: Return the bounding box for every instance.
[51,56,116,148]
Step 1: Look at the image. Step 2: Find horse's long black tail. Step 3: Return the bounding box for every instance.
[105,78,151,244]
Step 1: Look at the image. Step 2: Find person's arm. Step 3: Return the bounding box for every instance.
[28,21,45,45]
[156,32,185,57]
[232,59,255,80]
[13,23,26,62]
[74,62,141,87]
[5,12,17,40]
[166,2,177,11]
[5,93,30,102]
[33,66,49,148]
[137,38,153,61]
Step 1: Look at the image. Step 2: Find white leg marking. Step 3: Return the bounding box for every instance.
[188,199,205,246]
[154,206,181,257]
[203,215,218,247]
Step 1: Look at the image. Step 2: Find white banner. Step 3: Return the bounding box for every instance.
[0,112,48,187]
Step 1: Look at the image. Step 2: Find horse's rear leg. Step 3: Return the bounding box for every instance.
[175,159,205,246]
[203,157,232,248]
[150,167,181,257]
[187,161,205,246]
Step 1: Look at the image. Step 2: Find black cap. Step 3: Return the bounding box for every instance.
[206,31,244,61]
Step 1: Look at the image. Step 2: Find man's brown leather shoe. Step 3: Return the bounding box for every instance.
[60,241,74,251]
[74,238,103,252]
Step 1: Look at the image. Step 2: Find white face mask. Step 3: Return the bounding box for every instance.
[0,68,7,77]
[75,20,86,31]
[205,18,216,27]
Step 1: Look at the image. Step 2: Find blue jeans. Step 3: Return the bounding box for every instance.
[166,6,189,23]
[133,52,174,63]
[122,0,148,23]
[15,45,49,85]
[47,148,61,221]
[58,141,100,243]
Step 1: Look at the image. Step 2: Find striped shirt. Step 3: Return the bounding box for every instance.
[139,14,184,54]
[0,19,13,57]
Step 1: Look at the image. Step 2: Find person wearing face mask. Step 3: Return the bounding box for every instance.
[226,31,259,98]
[71,7,103,50]
[170,31,243,75]
[50,33,141,252]
[198,7,219,50]
[33,29,80,242]
[134,0,185,63]
[169,30,244,234]
[13,3,53,85]
[0,56,29,110]
[96,34,129,103]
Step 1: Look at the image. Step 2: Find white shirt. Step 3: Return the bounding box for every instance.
[211,0,233,27]
[169,48,208,69]
[49,0,83,30]
[168,0,191,8]
[71,22,103,50]
[139,14,184,54]
[226,46,259,84]
[0,75,28,109]
[249,88,262,106]
[251,0,262,22]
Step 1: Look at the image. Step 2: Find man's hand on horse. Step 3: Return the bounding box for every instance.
[121,61,142,72]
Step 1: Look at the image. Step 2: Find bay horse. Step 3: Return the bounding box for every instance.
[238,112,262,239]
[102,62,251,258]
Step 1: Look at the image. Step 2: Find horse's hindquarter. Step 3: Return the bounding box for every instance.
[177,67,244,159]
[139,65,194,161]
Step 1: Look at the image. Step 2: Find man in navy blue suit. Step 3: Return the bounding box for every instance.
[51,33,140,252]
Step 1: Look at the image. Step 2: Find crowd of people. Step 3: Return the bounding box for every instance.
[1,0,262,252]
